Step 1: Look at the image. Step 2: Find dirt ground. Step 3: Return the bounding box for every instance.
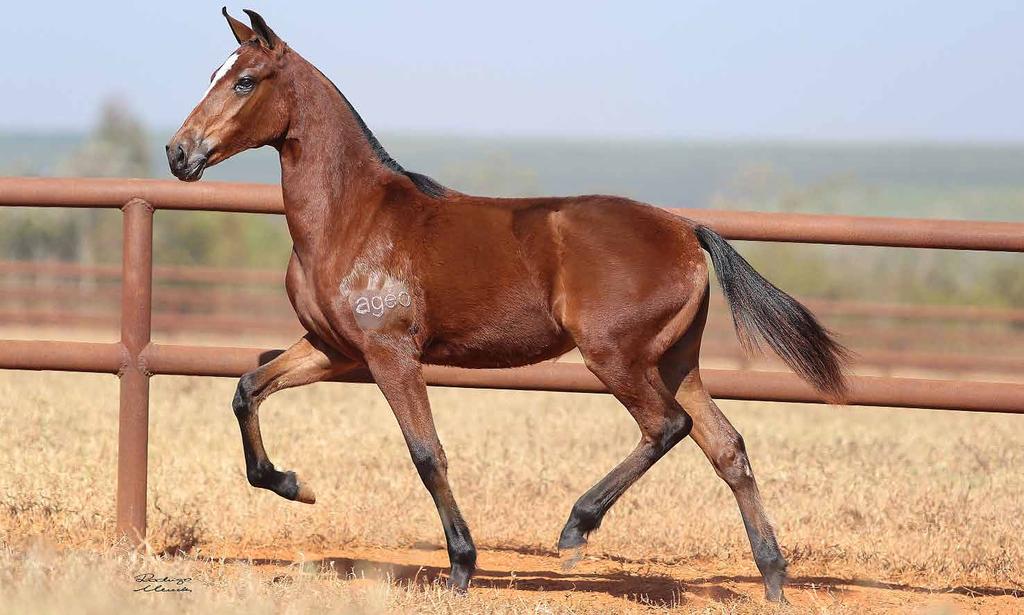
[1,344,1022,613]
[3,538,1020,614]
[214,543,1024,613]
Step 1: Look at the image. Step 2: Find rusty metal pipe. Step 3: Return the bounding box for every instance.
[8,257,1024,323]
[0,340,123,373]
[115,199,153,544]
[141,343,1024,414]
[2,337,1018,413]
[0,177,282,214]
[0,259,281,285]
[1,177,1023,251]
[683,208,1024,251]
[803,298,1024,324]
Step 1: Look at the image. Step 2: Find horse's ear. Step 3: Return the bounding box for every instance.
[243,9,280,50]
[222,7,256,45]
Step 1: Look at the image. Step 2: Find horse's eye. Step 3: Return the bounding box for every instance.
[234,77,256,93]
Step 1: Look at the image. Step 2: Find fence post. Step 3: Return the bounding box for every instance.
[115,198,153,543]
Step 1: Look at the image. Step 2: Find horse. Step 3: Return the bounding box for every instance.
[167,9,849,602]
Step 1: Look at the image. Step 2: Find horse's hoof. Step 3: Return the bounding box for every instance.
[558,543,587,571]
[281,471,316,504]
[445,568,471,594]
[762,560,787,602]
[764,575,787,603]
[294,479,316,504]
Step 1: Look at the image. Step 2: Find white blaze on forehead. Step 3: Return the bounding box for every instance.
[202,52,240,98]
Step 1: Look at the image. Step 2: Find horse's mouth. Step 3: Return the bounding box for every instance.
[180,157,208,182]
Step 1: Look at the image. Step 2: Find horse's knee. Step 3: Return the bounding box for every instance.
[713,434,754,488]
[232,372,258,418]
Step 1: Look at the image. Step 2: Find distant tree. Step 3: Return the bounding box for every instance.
[0,99,152,268]
[54,99,152,269]
[57,99,152,179]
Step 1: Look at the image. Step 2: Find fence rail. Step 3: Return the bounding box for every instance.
[8,258,1024,323]
[1,176,1022,544]
[3,176,1024,250]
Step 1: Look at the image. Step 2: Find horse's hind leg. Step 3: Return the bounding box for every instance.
[672,367,788,602]
[232,333,355,503]
[557,271,707,566]
[557,346,693,566]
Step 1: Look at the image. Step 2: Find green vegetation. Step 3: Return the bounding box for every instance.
[1,105,1022,307]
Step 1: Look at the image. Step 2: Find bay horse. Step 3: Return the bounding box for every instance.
[167,9,848,602]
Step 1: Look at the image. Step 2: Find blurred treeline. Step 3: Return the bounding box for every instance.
[0,101,290,270]
[1,102,1021,308]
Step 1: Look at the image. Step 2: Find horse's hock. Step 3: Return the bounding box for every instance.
[0,176,1022,542]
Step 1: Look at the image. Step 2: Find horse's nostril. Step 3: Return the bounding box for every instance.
[175,144,186,165]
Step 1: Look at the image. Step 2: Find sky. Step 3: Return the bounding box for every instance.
[1,1,1022,141]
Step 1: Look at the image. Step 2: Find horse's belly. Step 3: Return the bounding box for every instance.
[421,309,574,369]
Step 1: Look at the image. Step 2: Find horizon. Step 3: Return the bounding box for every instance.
[5,126,1024,148]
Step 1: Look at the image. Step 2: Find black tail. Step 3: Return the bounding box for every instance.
[694,225,850,403]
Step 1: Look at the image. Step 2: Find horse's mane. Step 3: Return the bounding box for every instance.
[313,66,446,199]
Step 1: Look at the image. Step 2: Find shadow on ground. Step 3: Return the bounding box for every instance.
[215,547,1023,605]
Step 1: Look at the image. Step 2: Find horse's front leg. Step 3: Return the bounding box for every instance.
[365,348,477,591]
[233,333,355,503]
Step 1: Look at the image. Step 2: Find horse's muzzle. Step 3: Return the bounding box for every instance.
[166,140,209,182]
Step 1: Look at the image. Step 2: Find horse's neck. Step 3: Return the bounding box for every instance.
[277,71,388,261]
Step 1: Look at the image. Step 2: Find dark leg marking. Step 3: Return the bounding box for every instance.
[366,353,477,592]
[231,334,349,504]
[557,360,693,566]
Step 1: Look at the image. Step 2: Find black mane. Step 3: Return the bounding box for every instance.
[314,67,446,198]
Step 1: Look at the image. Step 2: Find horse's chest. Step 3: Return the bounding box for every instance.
[284,257,334,340]
[286,254,422,346]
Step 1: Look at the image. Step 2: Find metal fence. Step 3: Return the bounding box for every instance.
[6,259,1024,376]
[1,176,1022,544]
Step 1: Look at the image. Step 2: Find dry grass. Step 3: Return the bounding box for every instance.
[2,359,1023,613]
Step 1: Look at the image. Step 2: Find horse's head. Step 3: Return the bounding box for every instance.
[167,8,291,181]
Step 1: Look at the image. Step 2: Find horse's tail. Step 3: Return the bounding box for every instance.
[694,224,850,403]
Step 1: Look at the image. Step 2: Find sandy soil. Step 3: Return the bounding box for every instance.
[209,543,1023,614]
